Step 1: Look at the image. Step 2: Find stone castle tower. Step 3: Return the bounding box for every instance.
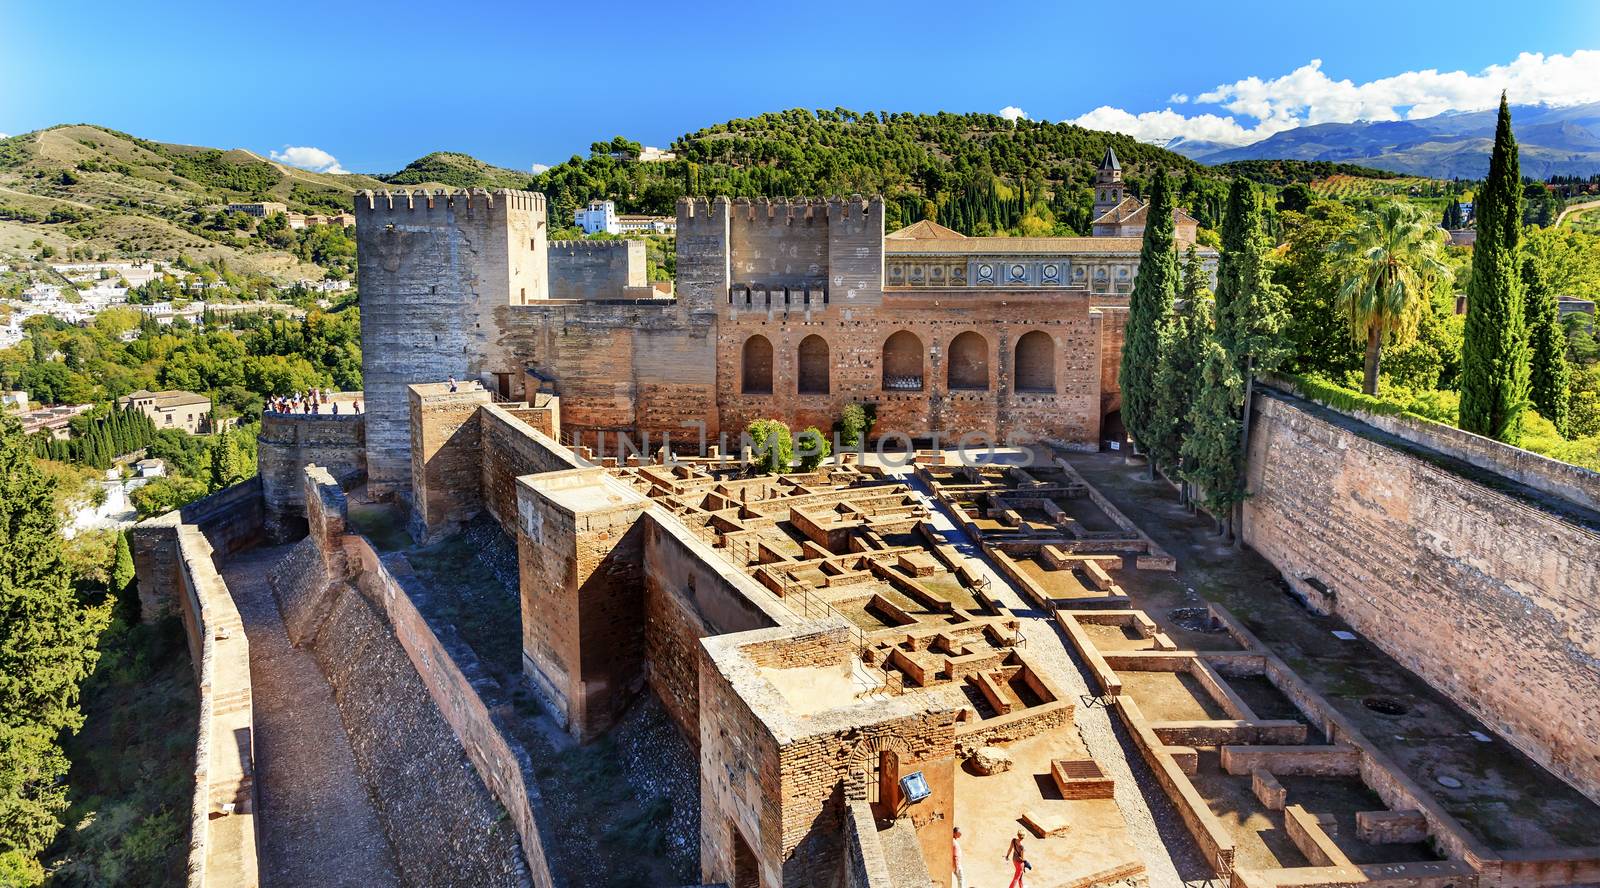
[1092,146,1125,220]
[354,189,549,494]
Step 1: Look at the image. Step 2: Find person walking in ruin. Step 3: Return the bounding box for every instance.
[1005,830,1028,888]
[355,399,362,414]
[951,826,966,888]
[448,376,458,393]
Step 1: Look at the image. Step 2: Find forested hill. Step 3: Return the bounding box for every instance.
[534,109,1229,236]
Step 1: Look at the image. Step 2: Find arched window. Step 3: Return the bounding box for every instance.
[1014,330,1055,393]
[797,335,829,395]
[882,330,924,392]
[742,335,773,394]
[946,331,989,391]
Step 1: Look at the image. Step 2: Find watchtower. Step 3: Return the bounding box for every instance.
[355,188,548,496]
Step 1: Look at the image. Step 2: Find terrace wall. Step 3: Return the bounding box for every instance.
[1243,391,1600,805]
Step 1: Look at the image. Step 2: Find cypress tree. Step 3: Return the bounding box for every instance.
[1212,178,1254,334]
[1522,256,1570,436]
[1149,247,1214,494]
[0,416,110,872]
[1119,167,1178,476]
[1181,341,1244,537]
[111,531,135,597]
[1223,196,1289,546]
[1460,94,1530,443]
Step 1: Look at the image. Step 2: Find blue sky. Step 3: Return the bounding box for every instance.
[2,0,1597,174]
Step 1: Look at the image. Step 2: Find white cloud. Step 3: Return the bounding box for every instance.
[269,145,346,174]
[998,106,1028,122]
[1168,94,1189,105]
[1069,50,1600,147]
[0,133,9,140]
[531,163,551,174]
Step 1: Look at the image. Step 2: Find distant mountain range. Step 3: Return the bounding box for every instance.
[1167,102,1600,179]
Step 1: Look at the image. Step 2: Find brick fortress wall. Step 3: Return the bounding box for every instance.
[1243,390,1600,804]
[357,193,1130,509]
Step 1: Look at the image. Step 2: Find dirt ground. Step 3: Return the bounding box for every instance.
[953,732,1146,888]
[1061,450,1600,851]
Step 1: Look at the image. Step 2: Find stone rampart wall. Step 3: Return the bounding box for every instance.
[642,512,793,739]
[278,467,559,887]
[547,239,645,300]
[131,497,262,888]
[1243,392,1600,804]
[481,403,586,536]
[257,412,364,539]
[1262,374,1600,513]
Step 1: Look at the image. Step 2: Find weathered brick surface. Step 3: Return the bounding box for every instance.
[132,504,261,888]
[1243,393,1600,804]
[516,469,649,740]
[641,514,790,741]
[481,404,584,537]
[408,384,494,539]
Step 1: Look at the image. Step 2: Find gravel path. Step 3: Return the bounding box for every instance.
[892,470,1214,888]
[224,545,402,888]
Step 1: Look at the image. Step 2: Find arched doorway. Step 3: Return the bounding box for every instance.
[1014,330,1056,393]
[797,334,829,394]
[742,335,773,394]
[882,330,924,391]
[946,331,989,391]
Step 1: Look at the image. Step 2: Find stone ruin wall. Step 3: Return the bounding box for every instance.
[133,515,260,888]
[641,515,793,740]
[494,299,719,445]
[1243,392,1600,804]
[271,467,556,887]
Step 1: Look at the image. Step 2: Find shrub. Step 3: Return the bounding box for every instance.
[796,427,831,471]
[744,419,793,475]
[836,402,872,448]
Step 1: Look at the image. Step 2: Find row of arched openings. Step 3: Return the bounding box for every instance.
[741,330,1056,395]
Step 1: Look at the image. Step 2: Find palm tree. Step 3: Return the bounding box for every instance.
[1329,203,1450,394]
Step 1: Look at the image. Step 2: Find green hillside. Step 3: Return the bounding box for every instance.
[0,124,386,278]
[535,109,1233,235]
[384,151,536,190]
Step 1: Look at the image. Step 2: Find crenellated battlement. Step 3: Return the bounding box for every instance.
[675,195,881,227]
[355,188,546,217]
[676,196,729,231]
[548,239,638,253]
[727,197,829,225]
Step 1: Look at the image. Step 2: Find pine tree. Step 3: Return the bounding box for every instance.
[1181,341,1244,537]
[1119,167,1178,475]
[0,417,110,872]
[1460,94,1530,443]
[1522,256,1570,436]
[1149,248,1214,493]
